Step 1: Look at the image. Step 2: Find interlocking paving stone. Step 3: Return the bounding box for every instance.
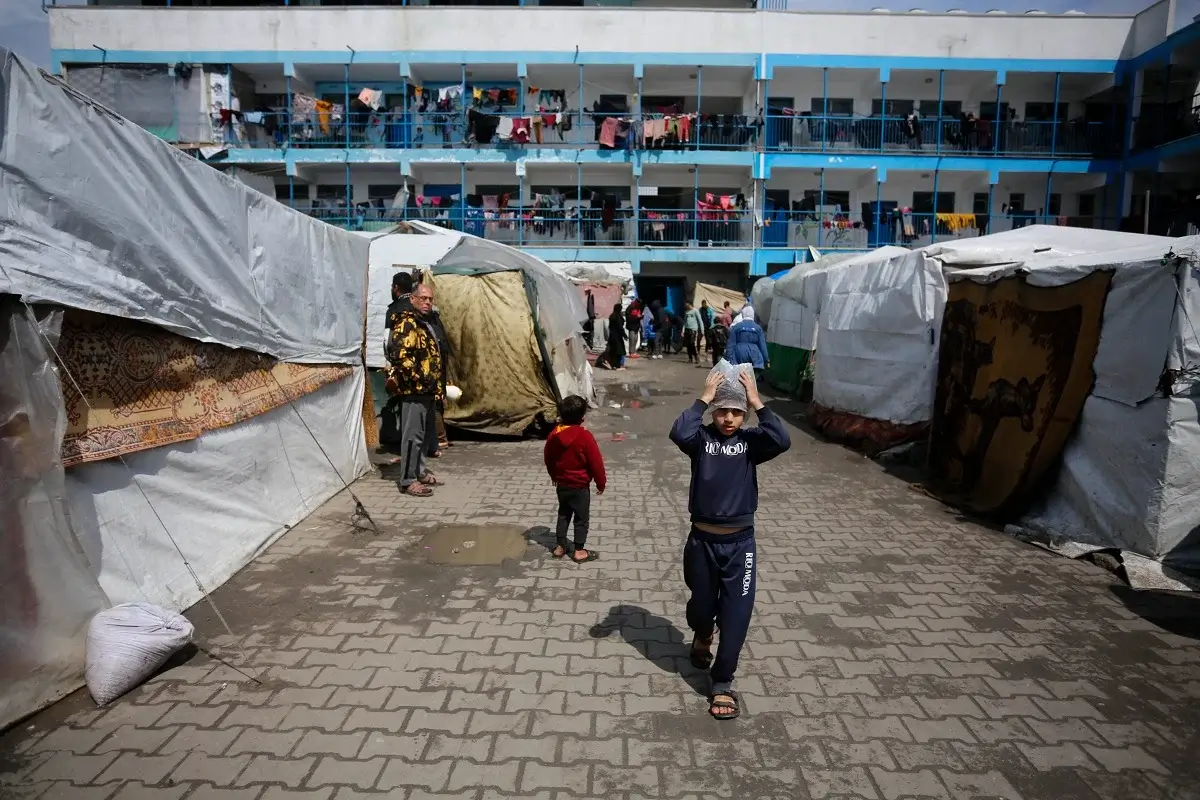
[3,361,1200,800]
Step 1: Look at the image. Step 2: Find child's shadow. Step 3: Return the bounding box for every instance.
[588,604,709,696]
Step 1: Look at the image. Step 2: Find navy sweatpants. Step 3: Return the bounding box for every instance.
[683,525,756,694]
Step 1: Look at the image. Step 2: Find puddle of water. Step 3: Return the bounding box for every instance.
[418,524,529,566]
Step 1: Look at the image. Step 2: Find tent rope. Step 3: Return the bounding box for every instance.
[1,273,262,686]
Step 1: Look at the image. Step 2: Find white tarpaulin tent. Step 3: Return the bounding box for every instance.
[0,49,371,727]
[945,237,1200,590]
[810,228,1172,427]
[360,222,462,370]
[749,274,778,331]
[764,252,864,394]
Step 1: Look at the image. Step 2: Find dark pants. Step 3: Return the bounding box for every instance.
[583,318,595,350]
[555,486,591,549]
[684,525,756,694]
[684,329,699,361]
[425,403,445,457]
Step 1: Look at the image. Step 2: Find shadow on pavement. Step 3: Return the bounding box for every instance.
[1109,585,1200,640]
[587,604,710,696]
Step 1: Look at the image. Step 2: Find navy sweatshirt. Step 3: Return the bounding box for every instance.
[669,399,792,528]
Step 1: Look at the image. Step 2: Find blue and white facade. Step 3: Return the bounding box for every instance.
[49,0,1200,286]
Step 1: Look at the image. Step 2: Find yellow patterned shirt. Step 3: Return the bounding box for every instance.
[385,310,443,399]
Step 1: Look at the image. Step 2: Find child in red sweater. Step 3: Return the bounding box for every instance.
[543,395,606,563]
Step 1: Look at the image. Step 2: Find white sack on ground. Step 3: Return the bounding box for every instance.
[85,603,193,706]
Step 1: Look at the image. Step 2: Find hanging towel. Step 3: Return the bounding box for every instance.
[600,117,619,148]
[358,88,384,111]
[497,117,514,140]
[315,100,334,134]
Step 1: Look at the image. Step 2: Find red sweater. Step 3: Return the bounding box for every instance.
[544,424,606,491]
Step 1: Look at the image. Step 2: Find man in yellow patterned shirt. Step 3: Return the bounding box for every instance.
[385,281,443,497]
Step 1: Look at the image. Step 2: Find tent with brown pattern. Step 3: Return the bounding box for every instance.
[928,235,1200,591]
[430,236,595,437]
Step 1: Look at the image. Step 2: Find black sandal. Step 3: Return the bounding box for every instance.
[690,635,714,670]
[709,690,740,720]
[571,549,599,563]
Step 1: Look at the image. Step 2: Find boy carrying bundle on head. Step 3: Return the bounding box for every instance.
[668,362,791,719]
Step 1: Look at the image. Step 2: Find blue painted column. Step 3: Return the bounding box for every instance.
[762,69,770,152]
[936,70,944,154]
[821,67,829,154]
[695,66,703,151]
[578,164,584,249]
[1044,173,1053,225]
[1050,72,1061,156]
[693,167,700,244]
[460,163,466,233]
[879,73,887,153]
[344,64,351,150]
[931,169,940,244]
[817,168,825,248]
[289,175,295,209]
[992,74,1004,157]
[987,182,995,234]
[632,168,642,249]
[578,65,584,145]
[286,75,293,149]
[874,177,882,245]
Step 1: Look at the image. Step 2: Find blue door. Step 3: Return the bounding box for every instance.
[666,283,685,316]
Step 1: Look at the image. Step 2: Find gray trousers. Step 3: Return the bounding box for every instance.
[398,396,433,487]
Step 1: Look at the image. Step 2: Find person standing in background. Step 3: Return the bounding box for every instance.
[583,289,597,351]
[625,299,643,356]
[379,272,416,463]
[717,301,734,328]
[699,299,715,354]
[385,282,444,497]
[683,303,702,364]
[725,306,769,380]
[601,302,627,370]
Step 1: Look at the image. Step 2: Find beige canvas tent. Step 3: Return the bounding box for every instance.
[431,237,593,436]
[692,282,746,314]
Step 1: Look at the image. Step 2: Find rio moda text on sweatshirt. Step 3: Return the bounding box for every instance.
[669,400,791,528]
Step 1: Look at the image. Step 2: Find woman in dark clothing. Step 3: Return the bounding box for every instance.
[599,303,627,370]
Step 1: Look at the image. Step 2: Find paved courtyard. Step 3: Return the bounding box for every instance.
[3,358,1200,800]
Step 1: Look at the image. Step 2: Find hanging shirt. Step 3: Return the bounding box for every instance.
[600,117,620,148]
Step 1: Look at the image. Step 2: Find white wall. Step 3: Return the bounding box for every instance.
[50,8,1138,63]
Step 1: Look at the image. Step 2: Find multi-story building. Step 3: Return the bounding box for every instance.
[48,0,1200,296]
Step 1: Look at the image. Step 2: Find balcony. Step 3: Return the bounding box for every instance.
[1132,104,1200,152]
[763,113,1117,159]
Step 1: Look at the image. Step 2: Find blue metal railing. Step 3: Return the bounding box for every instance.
[1132,105,1200,152]
[763,114,1117,158]
[287,202,1118,250]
